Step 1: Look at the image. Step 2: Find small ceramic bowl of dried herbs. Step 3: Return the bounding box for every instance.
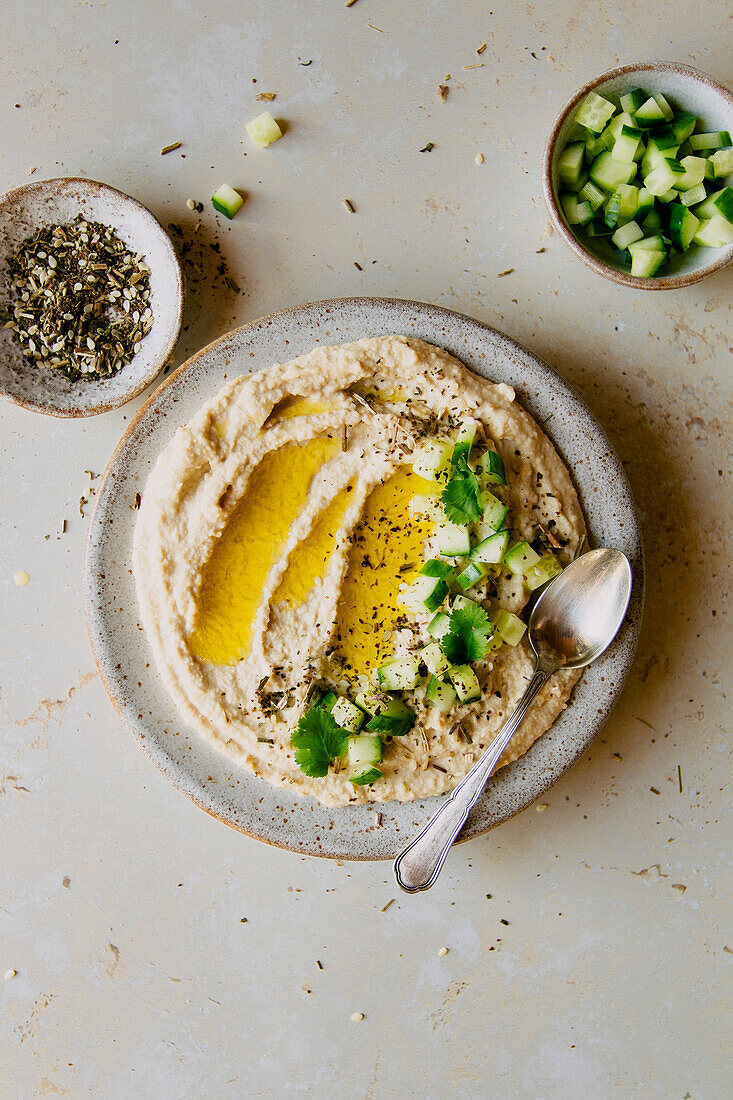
[0,177,183,416]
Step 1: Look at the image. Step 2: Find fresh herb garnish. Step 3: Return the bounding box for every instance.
[366,711,415,738]
[441,456,482,524]
[291,707,350,778]
[442,604,493,665]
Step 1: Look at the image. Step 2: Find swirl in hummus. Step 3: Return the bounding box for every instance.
[133,336,586,806]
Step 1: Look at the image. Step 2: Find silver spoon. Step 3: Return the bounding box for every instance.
[393,547,632,894]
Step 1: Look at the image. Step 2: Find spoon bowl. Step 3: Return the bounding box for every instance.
[530,548,633,671]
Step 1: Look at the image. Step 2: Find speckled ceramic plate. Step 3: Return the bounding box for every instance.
[84,298,643,860]
[0,177,183,416]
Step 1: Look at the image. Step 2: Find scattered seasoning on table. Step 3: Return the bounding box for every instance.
[477,42,487,54]
[345,0,360,6]
[353,261,363,271]
[463,63,485,70]
[186,198,196,210]
[497,268,515,277]
[350,1012,364,1022]
[419,142,435,153]
[239,917,248,924]
[438,946,449,957]
[255,91,276,101]
[650,787,661,795]
[316,959,323,970]
[4,216,152,382]
[343,198,356,213]
[13,571,29,586]
[160,140,182,155]
[437,84,449,103]
[535,803,548,812]
[612,752,622,762]
[475,152,485,165]
[500,919,510,926]
[536,247,547,254]
[341,425,348,451]
[4,969,16,981]
[374,811,382,827]
[678,765,683,793]
[132,493,142,510]
[380,898,395,913]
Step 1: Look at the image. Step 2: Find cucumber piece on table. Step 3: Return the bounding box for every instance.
[245,110,283,147]
[575,92,616,133]
[425,676,457,714]
[211,185,244,219]
[669,205,700,252]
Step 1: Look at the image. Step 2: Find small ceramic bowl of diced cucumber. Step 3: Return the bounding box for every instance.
[543,62,733,288]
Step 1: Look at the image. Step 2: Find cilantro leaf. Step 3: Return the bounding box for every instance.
[441,604,493,664]
[291,707,350,778]
[441,457,482,524]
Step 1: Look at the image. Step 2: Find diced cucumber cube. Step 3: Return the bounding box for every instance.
[420,558,454,579]
[674,155,707,191]
[634,96,668,128]
[689,131,732,152]
[649,125,681,152]
[448,665,481,703]
[436,521,471,556]
[427,611,451,639]
[503,541,541,576]
[612,220,644,250]
[479,490,509,531]
[636,187,655,220]
[558,142,586,188]
[644,158,685,196]
[709,148,733,178]
[642,208,662,231]
[401,574,449,615]
[245,110,283,147]
[455,561,487,591]
[579,179,606,212]
[586,218,613,237]
[669,205,699,252]
[421,641,450,676]
[366,697,416,737]
[680,183,707,208]
[653,93,674,121]
[331,696,366,733]
[575,92,616,133]
[695,186,733,223]
[470,529,510,565]
[451,419,481,466]
[347,734,382,770]
[589,152,636,193]
[315,691,337,712]
[408,493,443,521]
[628,234,665,253]
[354,691,377,715]
[612,125,644,163]
[412,438,453,484]
[670,112,697,144]
[657,187,678,204]
[620,87,648,114]
[693,214,733,248]
[350,765,382,786]
[641,139,678,178]
[377,655,421,691]
[630,249,666,277]
[604,183,639,227]
[476,448,506,486]
[494,610,527,647]
[211,185,244,219]
[561,193,592,225]
[425,675,457,714]
[524,552,563,592]
[451,594,480,613]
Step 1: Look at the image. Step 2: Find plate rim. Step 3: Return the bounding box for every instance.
[84,295,645,859]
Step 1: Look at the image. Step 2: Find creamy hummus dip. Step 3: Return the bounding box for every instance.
[133,336,586,806]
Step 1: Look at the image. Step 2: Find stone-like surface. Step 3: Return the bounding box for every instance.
[1,2,730,1097]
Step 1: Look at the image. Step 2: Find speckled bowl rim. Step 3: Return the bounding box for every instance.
[0,176,184,416]
[542,62,733,291]
[84,297,644,860]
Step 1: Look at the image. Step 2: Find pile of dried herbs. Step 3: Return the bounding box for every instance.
[3,215,153,382]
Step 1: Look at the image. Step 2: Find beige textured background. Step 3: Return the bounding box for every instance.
[1,2,731,1097]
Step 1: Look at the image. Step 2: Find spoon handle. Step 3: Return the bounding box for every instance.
[393,665,552,893]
